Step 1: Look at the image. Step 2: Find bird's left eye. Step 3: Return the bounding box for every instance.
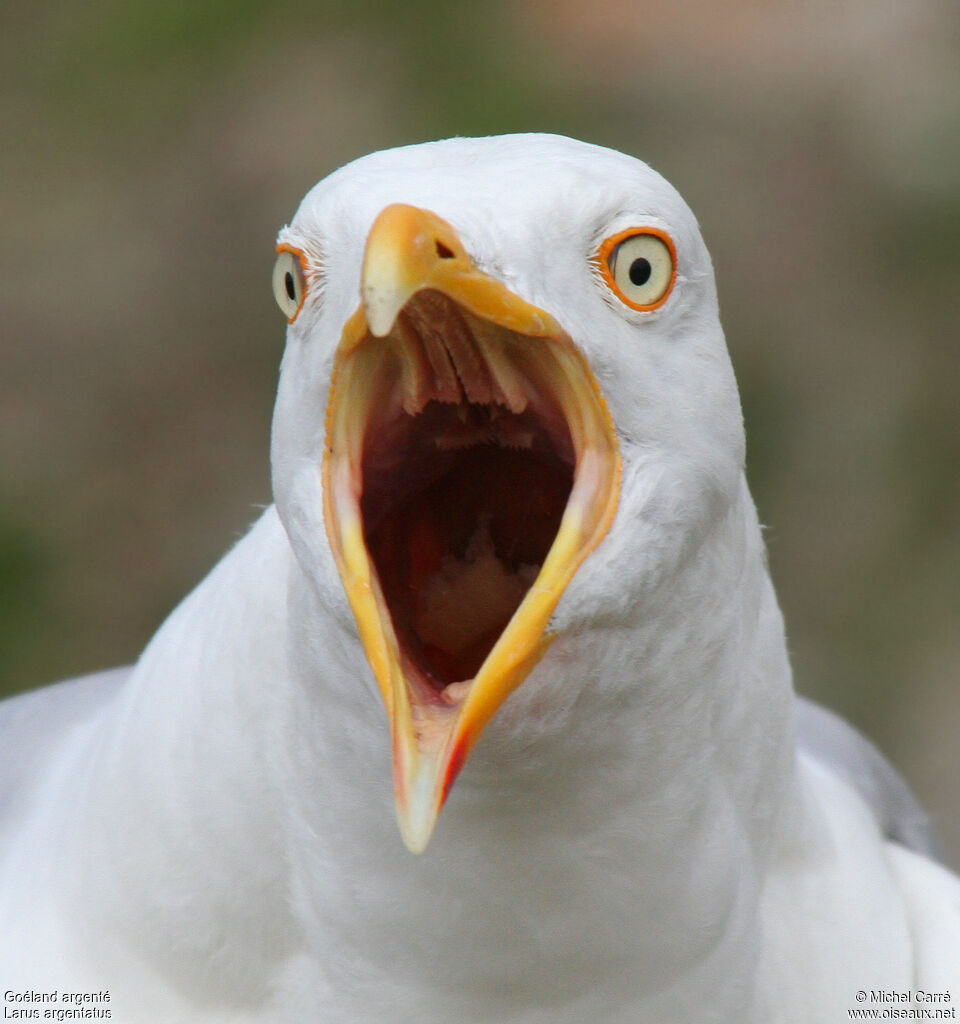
[272,247,308,321]
[599,229,676,311]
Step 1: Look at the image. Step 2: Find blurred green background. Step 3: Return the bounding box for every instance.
[1,1,958,863]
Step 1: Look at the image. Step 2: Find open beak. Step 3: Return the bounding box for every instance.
[322,204,621,852]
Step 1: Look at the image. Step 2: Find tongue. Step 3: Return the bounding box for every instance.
[415,519,537,675]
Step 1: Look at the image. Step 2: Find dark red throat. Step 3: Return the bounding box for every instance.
[361,399,573,692]
[357,291,575,696]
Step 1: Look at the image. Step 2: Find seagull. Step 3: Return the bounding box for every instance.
[1,134,957,1023]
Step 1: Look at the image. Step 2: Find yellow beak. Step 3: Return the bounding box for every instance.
[322,204,621,852]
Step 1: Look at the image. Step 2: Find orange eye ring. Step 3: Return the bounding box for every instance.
[597,227,677,312]
[273,244,310,322]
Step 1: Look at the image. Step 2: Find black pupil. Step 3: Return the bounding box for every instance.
[284,271,297,301]
[628,257,652,287]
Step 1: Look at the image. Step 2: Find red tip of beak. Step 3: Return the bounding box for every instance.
[442,737,470,805]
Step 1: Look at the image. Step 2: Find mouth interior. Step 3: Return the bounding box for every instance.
[360,364,574,696]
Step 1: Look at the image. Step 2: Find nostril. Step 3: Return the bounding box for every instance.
[435,240,455,259]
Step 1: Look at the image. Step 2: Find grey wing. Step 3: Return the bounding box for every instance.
[795,696,941,862]
[0,666,132,826]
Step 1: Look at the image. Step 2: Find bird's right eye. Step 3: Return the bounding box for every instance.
[272,247,308,321]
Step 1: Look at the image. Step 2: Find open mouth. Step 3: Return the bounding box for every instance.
[321,204,620,851]
[360,291,575,703]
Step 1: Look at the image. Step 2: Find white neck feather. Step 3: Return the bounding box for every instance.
[56,476,797,1018]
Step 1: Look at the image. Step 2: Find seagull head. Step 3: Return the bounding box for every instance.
[270,135,745,852]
